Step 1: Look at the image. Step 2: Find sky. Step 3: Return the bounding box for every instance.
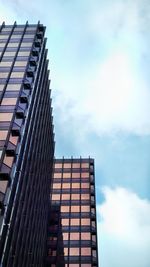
[0,0,150,266]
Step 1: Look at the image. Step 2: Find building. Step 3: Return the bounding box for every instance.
[46,158,98,267]
[0,22,98,267]
[0,22,55,267]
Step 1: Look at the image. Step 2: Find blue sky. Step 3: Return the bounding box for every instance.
[0,0,150,266]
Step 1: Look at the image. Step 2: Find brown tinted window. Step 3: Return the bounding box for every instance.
[72,173,80,178]
[81,219,90,225]
[53,173,61,179]
[81,173,89,178]
[1,98,17,105]
[63,172,71,178]
[70,232,80,240]
[0,181,8,193]
[71,194,80,200]
[64,247,68,256]
[52,194,60,201]
[81,206,90,212]
[81,232,91,240]
[81,163,89,168]
[61,206,69,213]
[63,163,71,168]
[53,183,61,189]
[81,247,91,256]
[72,163,80,168]
[72,183,80,189]
[62,194,70,200]
[63,232,69,240]
[81,183,89,189]
[54,163,62,168]
[62,183,70,189]
[62,219,69,225]
[3,156,14,167]
[81,194,90,200]
[0,130,8,140]
[70,248,79,256]
[0,113,13,121]
[70,219,80,226]
[9,135,19,145]
[71,206,80,212]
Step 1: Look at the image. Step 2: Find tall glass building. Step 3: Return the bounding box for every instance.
[0,22,55,267]
[46,158,98,267]
[0,23,98,267]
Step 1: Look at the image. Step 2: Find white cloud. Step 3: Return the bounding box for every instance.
[97,187,150,267]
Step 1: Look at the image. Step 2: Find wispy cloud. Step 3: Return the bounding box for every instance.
[97,186,150,267]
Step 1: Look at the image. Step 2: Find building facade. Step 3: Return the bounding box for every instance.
[46,158,98,267]
[0,22,55,267]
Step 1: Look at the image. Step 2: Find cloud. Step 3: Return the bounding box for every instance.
[97,186,150,267]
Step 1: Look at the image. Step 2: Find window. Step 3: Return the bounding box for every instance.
[81,194,90,200]
[23,34,35,38]
[62,194,70,200]
[54,163,62,168]
[71,205,80,212]
[0,130,8,140]
[14,61,27,67]
[0,35,9,40]
[53,183,61,189]
[20,42,32,48]
[0,84,4,91]
[7,43,19,48]
[10,34,22,39]
[64,247,68,256]
[1,27,12,32]
[72,173,80,178]
[69,248,79,256]
[72,183,80,189]
[0,150,3,158]
[72,163,80,168]
[81,206,90,212]
[63,173,71,178]
[26,27,36,32]
[71,194,80,200]
[62,183,70,189]
[9,135,18,145]
[0,43,6,47]
[70,219,80,226]
[61,206,69,213]
[81,232,91,240]
[81,173,89,178]
[52,194,60,201]
[53,173,61,179]
[6,84,21,91]
[70,232,80,240]
[0,61,12,67]
[1,98,17,105]
[81,163,89,168]
[14,27,25,32]
[0,113,13,121]
[10,72,24,78]
[63,163,71,168]
[81,219,90,226]
[0,72,9,78]
[62,219,69,226]
[3,51,16,57]
[3,155,14,167]
[81,183,89,189]
[81,247,91,256]
[0,181,8,193]
[17,51,30,57]
[63,232,69,240]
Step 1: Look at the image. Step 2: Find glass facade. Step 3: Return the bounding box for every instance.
[46,158,98,267]
[0,22,55,267]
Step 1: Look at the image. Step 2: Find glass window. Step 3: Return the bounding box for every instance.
[64,247,68,256]
[0,72,9,78]
[81,247,91,256]
[71,194,80,200]
[14,27,25,32]
[81,163,89,168]
[52,194,60,201]
[10,72,24,78]
[0,150,2,158]
[1,98,17,105]
[63,233,69,240]
[0,130,8,140]
[6,84,21,91]
[62,183,70,189]
[7,43,19,48]
[70,232,80,240]
[69,248,79,256]
[81,173,89,178]
[61,206,69,213]
[63,163,71,168]
[54,163,62,168]
[3,51,16,57]
[0,181,8,193]
[17,51,30,57]
[23,34,34,38]
[81,265,91,267]
[62,194,70,200]
[81,206,90,212]
[92,235,96,242]
[92,250,97,257]
[81,183,89,189]
[10,34,22,39]
[72,183,80,189]
[26,27,36,32]
[0,113,13,121]
[0,84,4,91]
[69,265,80,267]
[14,61,27,67]
[72,163,80,168]
[72,173,80,178]
[70,219,80,226]
[81,219,90,226]
[53,183,61,189]
[0,43,5,47]
[81,232,91,240]
[1,27,12,32]
[63,173,70,178]
[53,173,61,179]
[9,135,19,145]
[81,194,90,200]
[71,206,80,212]
[3,155,14,167]
[0,35,9,40]
[0,61,12,67]
[20,42,32,48]
[62,219,69,226]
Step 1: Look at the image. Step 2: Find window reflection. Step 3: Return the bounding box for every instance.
[81,247,91,256]
[69,247,79,256]
[0,113,13,121]
[1,98,17,105]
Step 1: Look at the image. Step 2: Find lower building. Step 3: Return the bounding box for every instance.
[46,157,98,267]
